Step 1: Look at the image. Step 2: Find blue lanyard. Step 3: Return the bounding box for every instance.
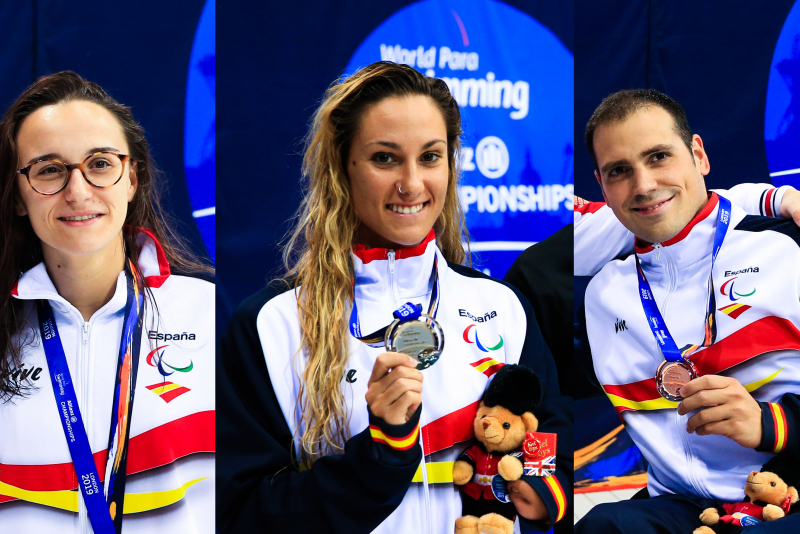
[40,271,144,533]
[349,255,440,347]
[635,195,731,362]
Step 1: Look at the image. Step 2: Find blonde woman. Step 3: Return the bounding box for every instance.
[218,62,572,534]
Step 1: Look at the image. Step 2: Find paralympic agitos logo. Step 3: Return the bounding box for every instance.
[720,276,757,302]
[463,324,504,352]
[146,345,194,377]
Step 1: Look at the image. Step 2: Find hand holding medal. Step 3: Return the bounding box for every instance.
[677,374,763,448]
[365,352,424,425]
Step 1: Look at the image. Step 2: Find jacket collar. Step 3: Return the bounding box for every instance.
[634,193,745,270]
[352,229,441,308]
[12,229,171,304]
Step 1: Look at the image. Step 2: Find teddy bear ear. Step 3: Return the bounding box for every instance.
[790,486,799,504]
[522,412,539,433]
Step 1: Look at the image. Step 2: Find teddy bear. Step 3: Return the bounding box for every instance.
[452,364,547,534]
[694,455,800,533]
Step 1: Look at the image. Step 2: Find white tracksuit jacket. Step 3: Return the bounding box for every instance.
[217,230,573,534]
[584,194,800,501]
[0,231,215,534]
[574,184,791,276]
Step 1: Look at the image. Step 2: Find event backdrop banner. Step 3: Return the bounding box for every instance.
[185,0,216,261]
[346,0,573,277]
[766,0,800,190]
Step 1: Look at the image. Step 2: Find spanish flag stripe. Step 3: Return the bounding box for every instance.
[482,363,505,377]
[146,381,174,390]
[719,303,744,313]
[475,359,501,373]
[771,403,787,453]
[151,383,183,394]
[601,317,800,406]
[470,357,494,368]
[606,372,780,413]
[606,393,678,411]
[411,461,455,483]
[543,475,566,522]
[0,477,209,513]
[369,424,420,450]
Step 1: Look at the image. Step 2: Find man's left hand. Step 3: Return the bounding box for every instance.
[780,187,800,227]
[507,479,550,522]
[678,374,762,449]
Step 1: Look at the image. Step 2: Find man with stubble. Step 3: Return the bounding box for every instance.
[576,89,800,533]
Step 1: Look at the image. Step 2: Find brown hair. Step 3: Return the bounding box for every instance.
[283,61,469,462]
[585,88,694,173]
[0,71,212,400]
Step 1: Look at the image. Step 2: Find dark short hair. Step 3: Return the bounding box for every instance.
[585,89,694,173]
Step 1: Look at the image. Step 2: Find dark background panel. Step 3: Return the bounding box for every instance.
[217,0,573,324]
[575,0,796,201]
[0,0,209,264]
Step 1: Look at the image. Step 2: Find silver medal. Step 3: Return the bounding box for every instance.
[385,314,444,370]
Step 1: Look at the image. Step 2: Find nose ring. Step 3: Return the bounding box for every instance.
[399,185,408,195]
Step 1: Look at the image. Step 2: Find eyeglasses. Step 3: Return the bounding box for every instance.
[17,151,132,195]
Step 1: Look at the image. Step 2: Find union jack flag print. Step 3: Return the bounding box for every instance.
[524,456,556,477]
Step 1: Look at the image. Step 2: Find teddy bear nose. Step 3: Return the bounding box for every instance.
[482,419,491,430]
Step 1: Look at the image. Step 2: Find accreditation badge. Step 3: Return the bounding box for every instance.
[385,302,444,370]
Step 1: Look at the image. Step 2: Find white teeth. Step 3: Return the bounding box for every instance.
[62,214,99,221]
[389,204,424,214]
[641,202,665,211]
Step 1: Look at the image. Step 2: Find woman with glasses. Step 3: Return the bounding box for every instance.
[0,72,215,533]
[217,62,572,534]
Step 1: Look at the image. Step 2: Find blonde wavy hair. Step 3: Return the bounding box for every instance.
[283,62,469,463]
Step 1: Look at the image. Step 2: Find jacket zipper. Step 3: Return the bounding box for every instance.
[388,250,398,309]
[417,420,433,534]
[391,249,432,533]
[656,248,709,498]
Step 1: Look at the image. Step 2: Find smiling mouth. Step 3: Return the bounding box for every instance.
[388,202,427,214]
[632,197,673,212]
[60,214,101,222]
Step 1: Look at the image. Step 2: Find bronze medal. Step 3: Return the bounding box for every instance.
[655,360,697,401]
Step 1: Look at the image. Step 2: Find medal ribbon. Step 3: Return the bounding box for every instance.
[635,195,731,362]
[349,255,440,348]
[40,262,144,534]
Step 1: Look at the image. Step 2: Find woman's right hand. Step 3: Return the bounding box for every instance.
[365,352,423,425]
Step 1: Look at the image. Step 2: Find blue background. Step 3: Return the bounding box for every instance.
[766,0,800,188]
[217,0,574,326]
